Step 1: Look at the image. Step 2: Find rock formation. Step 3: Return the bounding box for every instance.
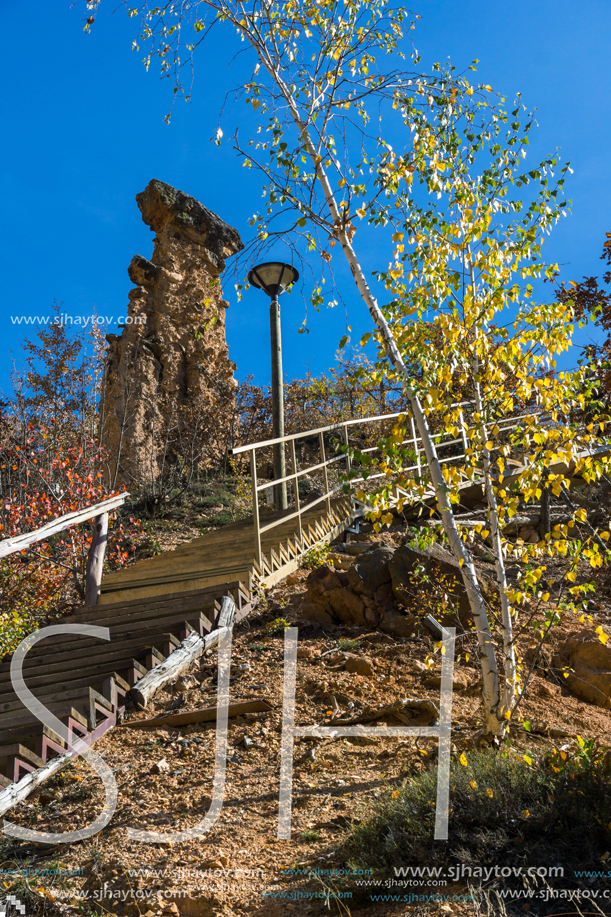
[552,631,611,709]
[101,179,244,486]
[300,538,493,636]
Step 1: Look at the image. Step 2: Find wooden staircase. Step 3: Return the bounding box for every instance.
[98,496,355,605]
[0,495,355,787]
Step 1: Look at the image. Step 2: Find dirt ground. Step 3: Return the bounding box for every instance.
[3,525,611,917]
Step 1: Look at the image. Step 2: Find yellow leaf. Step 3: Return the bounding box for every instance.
[460,752,468,766]
[486,788,494,798]
[466,86,474,97]
[469,780,477,789]
[522,809,530,818]
[391,789,400,799]
[485,441,493,450]
[524,754,533,765]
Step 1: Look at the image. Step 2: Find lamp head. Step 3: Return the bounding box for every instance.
[248,261,299,299]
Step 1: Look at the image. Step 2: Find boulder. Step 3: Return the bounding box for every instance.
[300,600,334,625]
[345,656,375,677]
[552,632,611,709]
[379,608,419,637]
[346,546,394,597]
[388,540,473,624]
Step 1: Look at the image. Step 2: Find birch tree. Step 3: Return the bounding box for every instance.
[80,0,610,735]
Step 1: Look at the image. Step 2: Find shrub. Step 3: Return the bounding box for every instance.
[345,749,611,880]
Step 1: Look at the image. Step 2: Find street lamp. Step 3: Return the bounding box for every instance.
[248,261,300,511]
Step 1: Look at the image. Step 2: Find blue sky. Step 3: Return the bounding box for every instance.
[1,0,610,395]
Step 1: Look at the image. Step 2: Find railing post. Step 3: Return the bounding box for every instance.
[319,431,331,515]
[290,439,303,549]
[410,414,422,476]
[343,423,351,474]
[85,512,109,606]
[249,449,262,567]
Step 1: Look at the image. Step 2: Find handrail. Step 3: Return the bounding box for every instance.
[231,402,473,455]
[229,401,571,571]
[0,493,129,560]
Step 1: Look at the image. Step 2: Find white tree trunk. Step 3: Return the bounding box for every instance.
[278,75,502,733]
[224,6,503,734]
[473,381,516,713]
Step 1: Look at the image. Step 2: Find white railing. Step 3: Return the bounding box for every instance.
[231,404,476,566]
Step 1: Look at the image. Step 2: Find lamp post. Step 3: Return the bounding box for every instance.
[248,261,300,511]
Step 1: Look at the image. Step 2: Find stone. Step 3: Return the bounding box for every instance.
[169,897,216,917]
[300,601,334,625]
[305,564,343,601]
[379,608,418,637]
[327,587,367,627]
[101,179,243,483]
[552,632,611,709]
[296,646,315,659]
[174,675,198,692]
[388,541,474,623]
[422,671,470,690]
[346,546,395,597]
[286,573,300,586]
[151,758,170,774]
[345,656,375,677]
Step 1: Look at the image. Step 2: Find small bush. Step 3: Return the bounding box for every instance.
[212,510,233,526]
[346,749,611,879]
[339,638,360,652]
[199,492,232,508]
[301,542,331,569]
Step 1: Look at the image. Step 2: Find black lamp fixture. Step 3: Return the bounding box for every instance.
[248,261,299,511]
[248,261,300,299]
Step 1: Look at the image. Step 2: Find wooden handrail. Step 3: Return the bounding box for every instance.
[0,492,130,607]
[0,493,129,560]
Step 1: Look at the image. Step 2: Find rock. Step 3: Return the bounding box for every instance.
[302,489,323,507]
[379,608,418,637]
[346,546,395,597]
[101,179,243,484]
[534,681,560,698]
[169,896,217,917]
[552,632,611,709]
[300,601,334,625]
[328,588,367,627]
[343,543,374,556]
[151,758,170,774]
[174,675,198,692]
[422,671,470,691]
[305,564,343,601]
[520,526,540,544]
[296,646,316,659]
[388,541,474,623]
[345,657,375,677]
[286,573,300,585]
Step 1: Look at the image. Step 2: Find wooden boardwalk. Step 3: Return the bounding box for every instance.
[0,495,355,787]
[99,496,354,605]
